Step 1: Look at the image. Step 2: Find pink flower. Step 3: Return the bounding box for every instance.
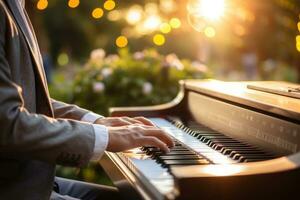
[90,49,106,60]
[165,54,184,70]
[105,54,119,63]
[133,52,145,60]
[101,68,113,78]
[93,82,105,93]
[143,82,153,95]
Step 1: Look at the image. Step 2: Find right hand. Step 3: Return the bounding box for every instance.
[106,125,175,153]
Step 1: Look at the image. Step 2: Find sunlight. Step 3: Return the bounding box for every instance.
[202,164,244,176]
[142,15,162,32]
[126,6,143,25]
[189,0,225,21]
[200,0,225,20]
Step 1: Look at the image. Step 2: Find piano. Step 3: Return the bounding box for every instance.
[99,79,300,200]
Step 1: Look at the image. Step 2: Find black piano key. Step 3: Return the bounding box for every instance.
[167,117,277,164]
[162,159,210,166]
[212,143,252,151]
[233,153,275,161]
[221,147,259,155]
[152,151,197,158]
[158,155,203,160]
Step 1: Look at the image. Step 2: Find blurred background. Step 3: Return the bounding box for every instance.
[25,0,300,185]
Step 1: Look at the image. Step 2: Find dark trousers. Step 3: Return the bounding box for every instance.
[50,177,120,200]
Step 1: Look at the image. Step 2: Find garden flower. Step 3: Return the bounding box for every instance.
[133,51,145,60]
[101,68,113,78]
[142,82,153,95]
[105,54,119,63]
[191,61,208,73]
[165,54,184,70]
[93,82,105,93]
[90,48,106,60]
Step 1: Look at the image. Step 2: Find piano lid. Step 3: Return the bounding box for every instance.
[183,80,300,123]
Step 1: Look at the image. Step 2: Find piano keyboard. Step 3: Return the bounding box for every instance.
[117,118,276,198]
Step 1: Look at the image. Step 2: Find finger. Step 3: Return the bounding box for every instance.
[112,119,131,126]
[133,117,156,126]
[122,117,144,125]
[140,136,170,152]
[144,129,174,147]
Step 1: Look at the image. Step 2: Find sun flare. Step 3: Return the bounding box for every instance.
[197,0,225,21]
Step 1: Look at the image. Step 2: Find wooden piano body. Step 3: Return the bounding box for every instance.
[99,79,300,200]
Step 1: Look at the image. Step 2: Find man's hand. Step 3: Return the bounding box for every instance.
[95,116,155,127]
[106,125,175,152]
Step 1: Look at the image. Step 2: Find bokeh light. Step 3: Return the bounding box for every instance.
[126,6,143,25]
[298,22,300,32]
[160,23,172,33]
[188,0,225,21]
[204,26,216,38]
[145,3,158,14]
[107,10,121,21]
[169,18,181,29]
[153,34,166,46]
[37,0,48,10]
[92,8,104,19]
[296,35,300,52]
[116,36,128,48]
[159,0,177,13]
[57,53,69,66]
[68,0,80,8]
[104,0,116,11]
[143,15,162,32]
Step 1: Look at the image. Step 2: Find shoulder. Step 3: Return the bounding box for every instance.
[0,0,19,41]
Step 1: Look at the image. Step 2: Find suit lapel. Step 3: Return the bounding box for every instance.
[4,0,53,115]
[5,0,49,92]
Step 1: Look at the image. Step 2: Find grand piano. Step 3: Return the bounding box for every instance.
[99,79,300,200]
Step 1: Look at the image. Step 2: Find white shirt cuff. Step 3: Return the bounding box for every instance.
[90,124,109,161]
[81,112,104,123]
[81,112,107,161]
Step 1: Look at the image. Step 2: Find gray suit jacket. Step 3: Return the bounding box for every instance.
[0,0,98,199]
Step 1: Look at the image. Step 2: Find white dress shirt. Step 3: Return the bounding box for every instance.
[81,113,109,161]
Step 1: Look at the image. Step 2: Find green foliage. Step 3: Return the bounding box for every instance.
[69,48,211,116]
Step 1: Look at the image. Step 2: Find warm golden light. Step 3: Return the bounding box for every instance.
[159,0,176,13]
[204,26,216,38]
[145,3,158,14]
[104,0,116,11]
[143,15,162,32]
[153,34,166,46]
[201,0,225,20]
[160,23,172,33]
[297,43,300,52]
[202,165,244,176]
[68,0,80,8]
[126,6,143,25]
[92,8,104,19]
[189,0,225,21]
[116,36,128,48]
[37,0,48,10]
[298,22,300,32]
[297,35,300,43]
[107,10,121,21]
[169,18,181,29]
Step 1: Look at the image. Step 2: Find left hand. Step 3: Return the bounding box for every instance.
[94,116,156,127]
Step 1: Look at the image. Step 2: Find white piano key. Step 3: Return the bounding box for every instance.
[150,118,236,164]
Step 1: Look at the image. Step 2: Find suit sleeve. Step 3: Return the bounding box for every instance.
[51,98,91,120]
[0,5,95,167]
